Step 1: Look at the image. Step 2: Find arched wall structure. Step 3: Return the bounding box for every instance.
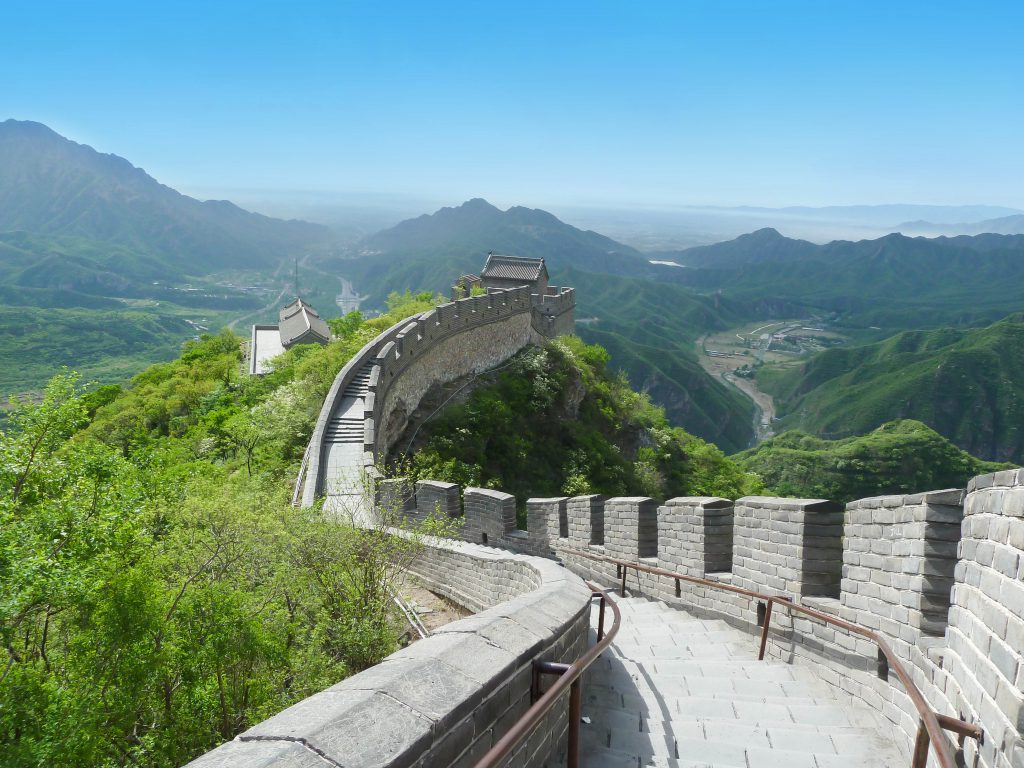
[300,284,575,513]
[194,281,1024,768]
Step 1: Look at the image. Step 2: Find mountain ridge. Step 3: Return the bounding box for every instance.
[0,119,335,275]
[757,313,1024,463]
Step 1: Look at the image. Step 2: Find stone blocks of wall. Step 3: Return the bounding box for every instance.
[733,496,844,599]
[416,480,461,521]
[464,487,516,546]
[843,489,964,647]
[566,494,605,548]
[530,287,575,337]
[527,497,567,552]
[378,477,415,515]
[945,470,1024,768]
[657,497,734,576]
[306,283,577,504]
[604,497,658,560]
[187,534,592,768]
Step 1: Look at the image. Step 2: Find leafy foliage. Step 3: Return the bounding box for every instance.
[0,295,435,767]
[758,313,1024,462]
[404,337,761,509]
[734,420,1013,503]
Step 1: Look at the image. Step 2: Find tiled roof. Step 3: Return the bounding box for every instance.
[280,297,321,322]
[278,298,330,347]
[481,254,547,282]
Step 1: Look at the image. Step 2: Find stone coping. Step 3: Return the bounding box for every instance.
[184,535,591,768]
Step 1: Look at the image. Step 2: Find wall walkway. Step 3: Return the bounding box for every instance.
[191,282,1024,767]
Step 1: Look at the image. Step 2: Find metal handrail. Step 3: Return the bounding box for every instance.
[290,440,312,507]
[473,582,621,768]
[565,549,981,768]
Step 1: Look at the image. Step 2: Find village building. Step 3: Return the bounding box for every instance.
[249,297,331,375]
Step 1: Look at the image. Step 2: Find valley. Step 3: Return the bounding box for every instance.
[696,320,849,444]
[3,119,1024,470]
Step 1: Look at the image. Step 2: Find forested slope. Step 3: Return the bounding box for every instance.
[734,420,1012,502]
[758,314,1024,462]
[0,294,439,768]
[404,337,762,507]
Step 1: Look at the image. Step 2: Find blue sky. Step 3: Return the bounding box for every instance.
[4,1,1023,209]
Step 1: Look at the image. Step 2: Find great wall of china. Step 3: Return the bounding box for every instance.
[191,285,1024,768]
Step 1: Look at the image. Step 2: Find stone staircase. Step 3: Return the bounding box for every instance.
[321,362,374,516]
[324,364,372,444]
[581,596,905,768]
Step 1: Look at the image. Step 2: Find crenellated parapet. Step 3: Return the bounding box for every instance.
[733,496,845,599]
[303,283,575,508]
[368,475,1024,768]
[197,459,1024,768]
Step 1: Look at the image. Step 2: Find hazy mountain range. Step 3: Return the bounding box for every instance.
[3,120,1024,462]
[0,119,335,283]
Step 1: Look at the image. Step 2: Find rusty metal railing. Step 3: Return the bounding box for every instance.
[566,549,981,768]
[472,582,620,768]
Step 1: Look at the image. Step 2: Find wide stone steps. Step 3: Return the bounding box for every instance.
[581,596,903,768]
[342,367,372,397]
[324,418,364,443]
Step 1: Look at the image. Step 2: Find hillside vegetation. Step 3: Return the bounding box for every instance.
[0,294,440,768]
[657,228,1024,331]
[405,337,762,506]
[0,121,338,397]
[734,420,1012,503]
[758,314,1024,463]
[568,268,755,452]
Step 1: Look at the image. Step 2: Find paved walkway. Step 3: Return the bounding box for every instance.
[321,362,372,520]
[582,596,905,768]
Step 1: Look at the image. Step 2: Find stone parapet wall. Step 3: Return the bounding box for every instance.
[844,489,965,644]
[415,479,461,522]
[186,535,592,768]
[733,496,845,599]
[382,480,1024,768]
[947,470,1024,768]
[657,497,734,576]
[305,285,575,502]
[530,286,575,337]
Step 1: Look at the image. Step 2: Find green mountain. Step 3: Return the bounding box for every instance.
[758,314,1024,462]
[325,203,758,450]
[567,268,755,453]
[734,420,1013,503]
[0,121,343,397]
[333,198,653,303]
[654,230,1024,330]
[406,337,761,508]
[0,120,334,277]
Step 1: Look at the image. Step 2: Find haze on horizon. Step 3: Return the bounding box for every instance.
[4,1,1023,212]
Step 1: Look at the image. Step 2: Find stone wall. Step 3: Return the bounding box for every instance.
[186,534,592,768]
[373,475,1024,768]
[304,285,576,503]
[197,462,1024,768]
[947,471,1024,768]
[733,496,845,599]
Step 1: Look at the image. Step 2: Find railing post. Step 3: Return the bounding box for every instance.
[567,678,582,768]
[597,594,606,642]
[912,719,931,768]
[757,600,774,660]
[620,565,627,597]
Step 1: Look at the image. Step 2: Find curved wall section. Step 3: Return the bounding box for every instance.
[185,537,592,768]
[303,286,574,509]
[388,474,1024,768]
